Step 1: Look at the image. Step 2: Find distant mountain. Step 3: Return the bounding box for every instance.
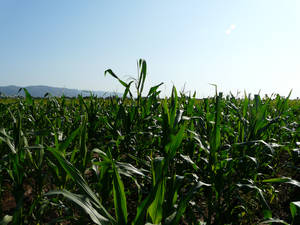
[0,85,121,98]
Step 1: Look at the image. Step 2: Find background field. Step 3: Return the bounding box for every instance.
[1,61,300,224]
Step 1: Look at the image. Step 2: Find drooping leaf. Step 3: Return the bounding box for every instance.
[262,177,300,188]
[260,218,289,225]
[46,190,110,225]
[290,201,300,219]
[46,147,115,223]
[0,215,13,225]
[236,183,270,210]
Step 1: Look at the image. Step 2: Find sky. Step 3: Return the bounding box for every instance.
[0,0,299,98]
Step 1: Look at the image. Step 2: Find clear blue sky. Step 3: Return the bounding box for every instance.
[1,0,299,98]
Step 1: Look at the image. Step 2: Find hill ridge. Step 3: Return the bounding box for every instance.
[0,85,121,98]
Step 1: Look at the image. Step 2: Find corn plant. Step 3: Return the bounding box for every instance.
[0,60,299,224]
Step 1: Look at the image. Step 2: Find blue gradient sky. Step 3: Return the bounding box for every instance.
[1,0,299,98]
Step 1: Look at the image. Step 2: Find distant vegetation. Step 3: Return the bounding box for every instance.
[0,85,121,98]
[0,60,299,224]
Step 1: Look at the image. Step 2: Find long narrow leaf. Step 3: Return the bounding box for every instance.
[46,147,115,223]
[112,163,128,224]
[46,190,110,225]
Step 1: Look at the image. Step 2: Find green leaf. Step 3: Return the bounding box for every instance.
[0,215,13,225]
[147,178,165,224]
[167,125,185,159]
[21,88,33,106]
[209,92,222,168]
[290,201,300,219]
[147,82,164,96]
[45,147,115,223]
[116,162,145,177]
[145,156,166,224]
[165,181,211,225]
[104,69,133,99]
[263,209,272,219]
[236,184,270,210]
[137,59,147,97]
[0,128,16,154]
[123,80,134,100]
[133,176,164,225]
[104,69,127,88]
[46,190,110,225]
[170,86,178,127]
[245,155,258,166]
[112,163,128,224]
[260,218,289,225]
[211,92,222,151]
[58,127,81,153]
[262,177,300,188]
[79,116,88,169]
[92,148,110,160]
[180,154,199,171]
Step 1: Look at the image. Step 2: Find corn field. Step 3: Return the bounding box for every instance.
[1,60,300,225]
